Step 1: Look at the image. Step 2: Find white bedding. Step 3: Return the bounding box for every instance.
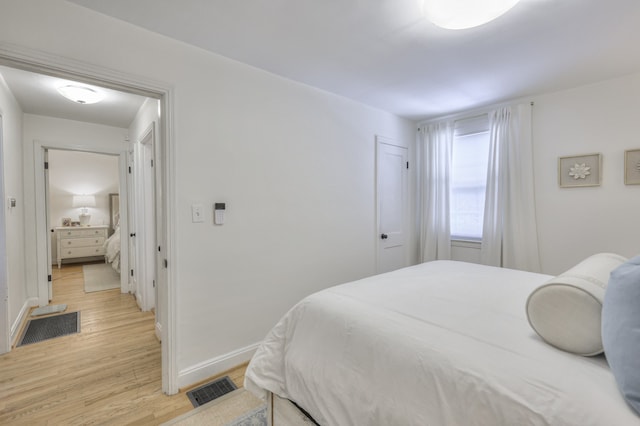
[103,225,121,273]
[245,261,640,426]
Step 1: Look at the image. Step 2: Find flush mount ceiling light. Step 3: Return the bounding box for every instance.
[423,0,521,30]
[57,85,105,104]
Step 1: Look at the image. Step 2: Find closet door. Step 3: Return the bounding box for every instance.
[376,137,408,274]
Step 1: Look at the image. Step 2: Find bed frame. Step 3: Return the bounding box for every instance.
[268,392,317,425]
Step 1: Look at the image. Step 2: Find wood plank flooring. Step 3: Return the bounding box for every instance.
[0,263,246,425]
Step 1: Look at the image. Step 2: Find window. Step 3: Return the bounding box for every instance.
[450,116,490,240]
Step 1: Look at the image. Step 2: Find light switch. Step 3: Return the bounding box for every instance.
[191,204,204,223]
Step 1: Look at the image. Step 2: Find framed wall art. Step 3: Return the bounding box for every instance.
[624,149,640,185]
[558,153,602,188]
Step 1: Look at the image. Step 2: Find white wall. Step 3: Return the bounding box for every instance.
[48,149,119,262]
[0,72,27,342]
[22,114,128,296]
[448,73,640,274]
[532,73,640,275]
[1,0,417,386]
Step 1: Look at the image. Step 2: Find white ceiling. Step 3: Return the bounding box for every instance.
[66,0,640,121]
[0,65,147,128]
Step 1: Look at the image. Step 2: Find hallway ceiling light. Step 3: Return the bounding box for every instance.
[57,85,105,104]
[423,0,521,30]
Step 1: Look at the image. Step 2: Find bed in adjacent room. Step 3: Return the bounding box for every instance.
[104,194,121,273]
[245,259,640,425]
[103,223,121,273]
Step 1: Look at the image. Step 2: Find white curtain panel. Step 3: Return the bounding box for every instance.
[418,121,453,262]
[481,103,541,272]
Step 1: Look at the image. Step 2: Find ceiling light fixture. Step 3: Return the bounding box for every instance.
[423,0,521,30]
[57,85,105,104]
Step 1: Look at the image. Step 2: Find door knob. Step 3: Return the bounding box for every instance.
[381,233,388,240]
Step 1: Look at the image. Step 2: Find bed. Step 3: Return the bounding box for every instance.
[103,224,121,273]
[244,260,640,425]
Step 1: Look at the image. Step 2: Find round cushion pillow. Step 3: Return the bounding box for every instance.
[526,253,627,356]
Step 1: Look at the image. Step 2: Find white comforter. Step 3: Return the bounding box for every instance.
[103,226,121,273]
[245,261,640,426]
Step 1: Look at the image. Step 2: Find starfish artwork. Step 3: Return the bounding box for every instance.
[569,163,591,179]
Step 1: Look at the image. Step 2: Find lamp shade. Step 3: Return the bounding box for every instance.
[72,194,96,208]
[424,0,521,29]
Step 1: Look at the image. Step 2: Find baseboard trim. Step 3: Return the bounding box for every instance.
[178,342,259,389]
[11,297,38,346]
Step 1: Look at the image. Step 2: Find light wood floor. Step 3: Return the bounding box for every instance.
[0,263,246,425]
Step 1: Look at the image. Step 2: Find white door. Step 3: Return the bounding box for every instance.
[0,116,8,354]
[150,119,164,341]
[127,148,137,296]
[44,149,53,301]
[376,137,408,274]
[139,126,156,313]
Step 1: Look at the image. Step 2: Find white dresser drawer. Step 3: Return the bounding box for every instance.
[60,236,106,248]
[56,225,110,268]
[59,228,107,238]
[60,246,105,259]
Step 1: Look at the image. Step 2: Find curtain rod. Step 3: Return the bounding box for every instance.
[416,99,534,128]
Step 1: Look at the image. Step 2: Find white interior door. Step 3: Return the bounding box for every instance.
[140,127,156,313]
[0,115,8,354]
[150,119,164,341]
[44,149,53,301]
[127,148,137,297]
[376,137,408,274]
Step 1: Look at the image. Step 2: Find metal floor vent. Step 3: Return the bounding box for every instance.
[18,311,80,346]
[187,376,237,408]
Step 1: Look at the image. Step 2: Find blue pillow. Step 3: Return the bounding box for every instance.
[602,255,640,415]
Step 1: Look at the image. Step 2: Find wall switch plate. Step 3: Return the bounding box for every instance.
[191,204,204,223]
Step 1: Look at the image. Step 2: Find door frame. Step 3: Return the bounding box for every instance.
[35,144,129,299]
[0,43,178,394]
[0,114,8,355]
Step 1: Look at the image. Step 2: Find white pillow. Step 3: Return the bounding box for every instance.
[526,253,627,356]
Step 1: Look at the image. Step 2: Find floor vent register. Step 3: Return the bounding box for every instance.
[186,376,237,408]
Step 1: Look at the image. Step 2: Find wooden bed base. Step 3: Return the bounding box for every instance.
[268,392,317,425]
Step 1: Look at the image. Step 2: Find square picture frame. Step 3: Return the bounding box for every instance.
[624,149,640,185]
[558,153,602,188]
[62,217,71,227]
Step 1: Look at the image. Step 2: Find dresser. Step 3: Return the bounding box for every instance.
[56,225,109,268]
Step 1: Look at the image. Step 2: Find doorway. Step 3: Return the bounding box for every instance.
[46,149,123,299]
[0,46,176,393]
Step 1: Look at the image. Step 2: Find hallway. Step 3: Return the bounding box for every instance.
[0,263,191,425]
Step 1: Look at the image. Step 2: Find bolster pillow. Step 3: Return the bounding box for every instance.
[526,253,627,356]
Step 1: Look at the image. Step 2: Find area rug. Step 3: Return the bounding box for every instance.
[30,304,67,317]
[83,263,120,292]
[18,311,80,346]
[163,388,266,426]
